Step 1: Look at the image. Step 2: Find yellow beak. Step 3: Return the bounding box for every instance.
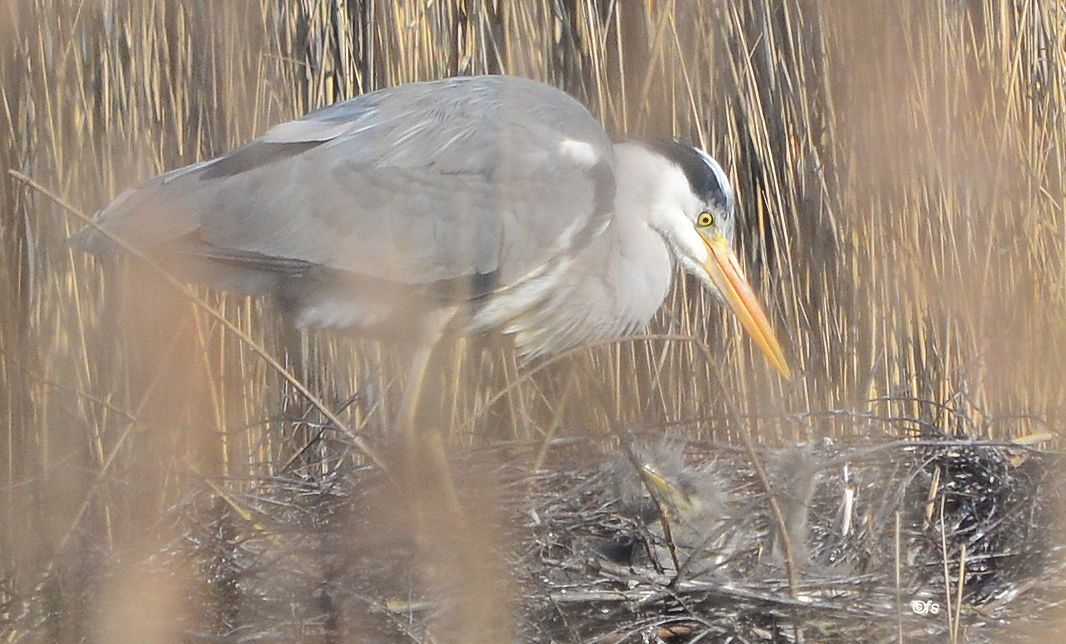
[702,233,792,379]
[639,464,694,518]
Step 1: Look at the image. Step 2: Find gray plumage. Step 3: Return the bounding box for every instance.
[72,75,791,371]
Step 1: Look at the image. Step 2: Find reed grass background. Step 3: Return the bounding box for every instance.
[2,0,1065,640]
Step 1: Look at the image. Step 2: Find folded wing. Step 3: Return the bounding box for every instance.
[72,76,616,305]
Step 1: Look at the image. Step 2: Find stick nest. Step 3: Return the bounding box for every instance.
[5,428,1065,642]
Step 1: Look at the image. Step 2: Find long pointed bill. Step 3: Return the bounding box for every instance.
[702,234,792,379]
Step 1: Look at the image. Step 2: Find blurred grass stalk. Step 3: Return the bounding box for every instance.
[1,0,1064,639]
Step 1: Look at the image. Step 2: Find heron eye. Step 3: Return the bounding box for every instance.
[696,212,715,228]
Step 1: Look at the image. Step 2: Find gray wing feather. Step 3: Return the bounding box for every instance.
[74,76,614,294]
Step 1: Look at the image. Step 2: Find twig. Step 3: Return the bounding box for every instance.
[895,510,904,644]
[462,334,715,434]
[953,543,967,643]
[694,341,800,599]
[623,443,683,575]
[7,169,386,472]
[940,495,955,638]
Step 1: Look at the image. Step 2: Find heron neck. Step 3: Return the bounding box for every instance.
[610,141,685,260]
[581,142,678,327]
[479,144,676,357]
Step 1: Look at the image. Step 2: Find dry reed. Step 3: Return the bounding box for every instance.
[2,0,1065,640]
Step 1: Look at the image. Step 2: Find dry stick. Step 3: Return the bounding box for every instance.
[697,342,799,600]
[622,444,684,576]
[530,371,577,475]
[953,543,967,644]
[666,12,706,148]
[940,495,955,639]
[464,334,724,433]
[895,510,904,644]
[8,170,386,472]
[636,5,672,120]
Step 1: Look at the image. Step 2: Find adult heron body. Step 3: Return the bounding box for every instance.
[71,75,789,377]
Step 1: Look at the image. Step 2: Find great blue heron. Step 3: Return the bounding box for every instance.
[71,75,791,431]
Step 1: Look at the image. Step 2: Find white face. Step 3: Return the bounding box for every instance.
[643,153,735,296]
[636,142,791,379]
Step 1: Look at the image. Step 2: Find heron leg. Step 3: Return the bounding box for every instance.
[393,310,514,640]
[396,308,462,514]
[280,320,319,473]
[396,335,436,438]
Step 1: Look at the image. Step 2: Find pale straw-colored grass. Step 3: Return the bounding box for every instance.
[1,1,1063,639]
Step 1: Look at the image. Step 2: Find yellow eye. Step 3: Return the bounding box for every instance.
[696,211,714,228]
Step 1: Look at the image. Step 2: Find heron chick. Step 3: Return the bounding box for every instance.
[71,75,790,376]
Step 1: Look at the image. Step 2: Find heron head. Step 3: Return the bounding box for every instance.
[636,140,792,379]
